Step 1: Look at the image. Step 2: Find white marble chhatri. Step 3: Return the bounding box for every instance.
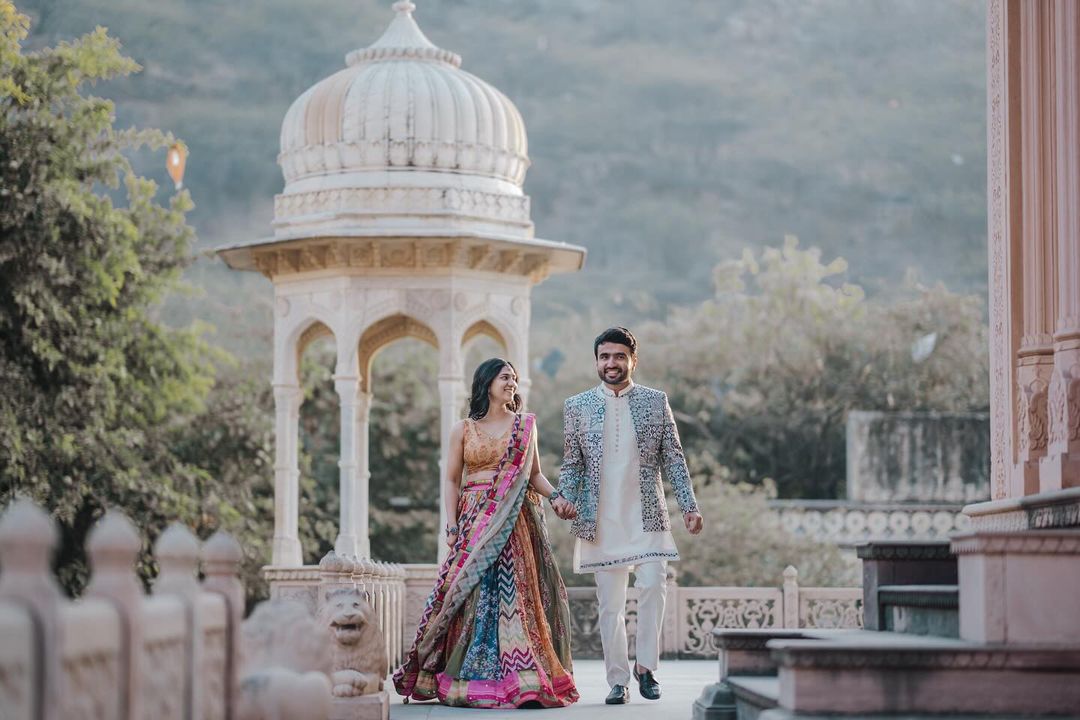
[217,1,585,565]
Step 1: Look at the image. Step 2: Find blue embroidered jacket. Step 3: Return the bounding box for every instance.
[557,384,699,542]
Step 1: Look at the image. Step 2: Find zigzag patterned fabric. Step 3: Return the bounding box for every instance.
[393,414,579,708]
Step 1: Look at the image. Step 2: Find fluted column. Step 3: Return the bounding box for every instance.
[355,390,374,558]
[1043,0,1080,490]
[272,384,303,566]
[437,374,466,562]
[334,374,361,558]
[1014,0,1058,496]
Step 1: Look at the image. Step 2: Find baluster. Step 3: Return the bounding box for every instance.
[202,531,243,720]
[0,499,65,720]
[782,565,799,628]
[154,524,203,720]
[86,510,144,720]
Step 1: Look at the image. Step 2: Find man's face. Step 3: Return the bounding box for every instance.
[595,342,636,387]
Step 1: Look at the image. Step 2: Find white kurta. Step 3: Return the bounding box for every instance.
[574,382,680,573]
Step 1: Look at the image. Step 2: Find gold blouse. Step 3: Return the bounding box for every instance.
[462,419,511,475]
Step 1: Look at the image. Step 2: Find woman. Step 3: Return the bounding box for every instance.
[393,358,579,708]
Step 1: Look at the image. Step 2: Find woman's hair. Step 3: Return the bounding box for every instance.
[468,358,522,420]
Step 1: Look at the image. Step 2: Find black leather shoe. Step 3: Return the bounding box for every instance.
[605,684,630,704]
[633,667,661,700]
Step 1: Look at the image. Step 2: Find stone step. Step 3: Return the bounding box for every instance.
[726,676,778,720]
[769,635,1080,715]
[878,584,959,638]
[857,540,957,631]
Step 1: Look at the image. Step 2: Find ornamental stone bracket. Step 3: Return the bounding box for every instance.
[250,238,552,283]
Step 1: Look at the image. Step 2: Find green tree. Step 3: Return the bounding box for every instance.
[0,5,214,592]
[640,237,989,499]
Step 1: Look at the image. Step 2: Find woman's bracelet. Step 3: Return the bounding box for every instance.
[547,488,563,505]
[446,523,460,535]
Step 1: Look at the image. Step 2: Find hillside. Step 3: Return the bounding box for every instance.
[19,0,987,358]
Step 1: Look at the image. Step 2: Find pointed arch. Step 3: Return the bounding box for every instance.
[357,314,439,391]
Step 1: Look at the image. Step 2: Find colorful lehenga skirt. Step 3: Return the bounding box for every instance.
[393,414,579,708]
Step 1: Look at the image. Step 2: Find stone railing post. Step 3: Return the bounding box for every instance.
[86,510,145,720]
[0,498,65,720]
[782,566,799,628]
[154,524,203,720]
[203,531,244,720]
[392,563,406,667]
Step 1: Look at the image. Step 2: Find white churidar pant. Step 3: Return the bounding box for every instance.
[594,560,667,688]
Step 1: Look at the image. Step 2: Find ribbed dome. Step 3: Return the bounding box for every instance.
[278,1,529,189]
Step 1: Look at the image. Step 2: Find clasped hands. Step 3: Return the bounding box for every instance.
[549,496,577,520]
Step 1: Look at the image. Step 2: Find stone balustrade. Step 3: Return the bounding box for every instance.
[0,499,246,720]
[0,499,389,720]
[565,566,862,660]
[769,499,972,546]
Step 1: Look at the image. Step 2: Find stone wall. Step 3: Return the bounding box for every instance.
[846,411,990,504]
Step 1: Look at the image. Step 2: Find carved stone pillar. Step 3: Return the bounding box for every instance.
[1042,0,1080,491]
[355,390,374,558]
[272,384,304,566]
[437,374,466,562]
[1014,0,1058,496]
[334,375,361,558]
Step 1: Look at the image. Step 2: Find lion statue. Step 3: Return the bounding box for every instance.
[317,587,388,697]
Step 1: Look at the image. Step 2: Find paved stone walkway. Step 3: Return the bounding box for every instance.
[390,660,716,720]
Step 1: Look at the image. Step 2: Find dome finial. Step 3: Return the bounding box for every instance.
[346,0,460,68]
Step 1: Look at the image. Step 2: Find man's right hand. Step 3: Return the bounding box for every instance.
[551,497,577,520]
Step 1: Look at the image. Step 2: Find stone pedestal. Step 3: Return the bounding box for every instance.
[330,691,389,720]
[856,541,957,631]
[952,527,1080,644]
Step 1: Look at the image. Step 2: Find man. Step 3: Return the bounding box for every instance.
[550,327,704,704]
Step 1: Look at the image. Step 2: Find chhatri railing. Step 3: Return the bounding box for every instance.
[566,566,862,659]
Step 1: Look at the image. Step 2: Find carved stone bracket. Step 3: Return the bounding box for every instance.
[251,238,551,282]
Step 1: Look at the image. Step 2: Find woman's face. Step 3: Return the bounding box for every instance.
[487,365,518,408]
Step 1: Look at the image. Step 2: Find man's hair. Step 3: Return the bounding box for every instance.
[593,326,638,358]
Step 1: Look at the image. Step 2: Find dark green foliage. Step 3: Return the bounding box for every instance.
[636,239,989,500]
[0,6,215,592]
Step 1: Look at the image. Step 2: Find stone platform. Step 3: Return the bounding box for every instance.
[389,659,716,719]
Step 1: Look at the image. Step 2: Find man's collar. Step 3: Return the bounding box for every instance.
[599,380,635,398]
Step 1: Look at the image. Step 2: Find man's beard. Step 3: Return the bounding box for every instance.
[598,367,628,386]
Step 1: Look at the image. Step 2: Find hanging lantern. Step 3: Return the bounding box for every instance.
[166,142,188,190]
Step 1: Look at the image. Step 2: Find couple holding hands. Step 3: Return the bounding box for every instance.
[393,327,704,708]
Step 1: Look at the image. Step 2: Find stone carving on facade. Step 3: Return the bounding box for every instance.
[273,187,531,226]
[317,588,388,698]
[238,599,332,720]
[1018,371,1050,455]
[1048,361,1080,445]
[251,239,554,281]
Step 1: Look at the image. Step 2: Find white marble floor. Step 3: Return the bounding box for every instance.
[389,660,718,720]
